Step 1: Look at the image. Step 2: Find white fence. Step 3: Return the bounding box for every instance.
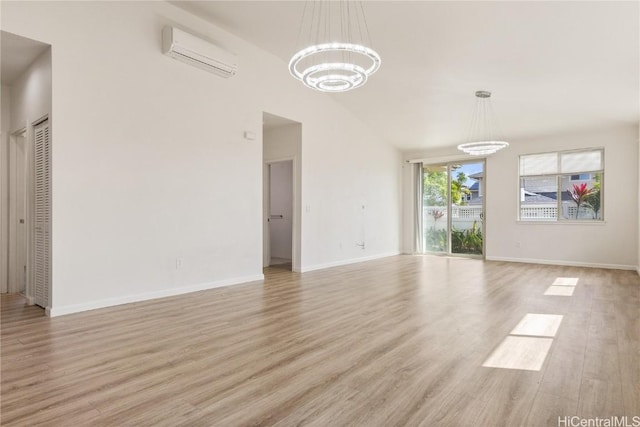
[424,205,483,231]
[520,205,556,220]
[424,206,483,219]
[520,203,599,220]
[425,203,600,225]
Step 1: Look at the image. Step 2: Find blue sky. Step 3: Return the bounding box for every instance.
[453,162,483,186]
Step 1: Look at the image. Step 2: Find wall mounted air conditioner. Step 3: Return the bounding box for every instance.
[162,26,238,78]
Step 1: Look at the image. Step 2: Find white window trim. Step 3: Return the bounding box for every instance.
[518,148,604,222]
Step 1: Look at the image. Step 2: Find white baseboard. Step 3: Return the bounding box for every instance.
[485,256,637,271]
[47,274,264,317]
[300,252,400,273]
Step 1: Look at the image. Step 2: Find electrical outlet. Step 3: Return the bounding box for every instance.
[515,242,521,248]
[176,257,183,269]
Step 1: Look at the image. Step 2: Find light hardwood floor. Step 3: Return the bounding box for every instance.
[1,256,639,426]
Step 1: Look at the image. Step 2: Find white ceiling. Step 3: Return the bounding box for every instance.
[174,2,636,150]
[0,4,635,149]
[1,31,49,86]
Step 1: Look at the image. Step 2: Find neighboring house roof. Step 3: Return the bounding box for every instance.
[524,193,557,203]
[559,191,579,202]
[469,181,479,191]
[523,176,596,194]
[538,191,586,202]
[537,192,558,201]
[523,191,580,203]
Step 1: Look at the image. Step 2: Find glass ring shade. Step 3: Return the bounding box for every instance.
[457,141,510,156]
[289,42,381,92]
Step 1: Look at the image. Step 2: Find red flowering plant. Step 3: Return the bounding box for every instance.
[430,209,445,222]
[567,183,595,219]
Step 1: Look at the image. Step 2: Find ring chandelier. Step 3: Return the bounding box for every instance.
[457,91,509,156]
[289,1,381,93]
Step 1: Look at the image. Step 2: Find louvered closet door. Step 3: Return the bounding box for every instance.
[34,119,50,308]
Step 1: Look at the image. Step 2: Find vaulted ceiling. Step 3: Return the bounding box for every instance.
[178,1,639,151]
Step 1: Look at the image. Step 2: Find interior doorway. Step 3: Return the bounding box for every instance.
[1,31,52,311]
[262,112,302,272]
[267,160,293,268]
[422,160,485,257]
[8,129,28,294]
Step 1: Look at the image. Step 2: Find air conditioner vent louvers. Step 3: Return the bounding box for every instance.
[162,26,237,78]
[169,50,236,76]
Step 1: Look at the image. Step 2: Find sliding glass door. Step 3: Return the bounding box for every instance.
[423,164,448,253]
[422,161,485,256]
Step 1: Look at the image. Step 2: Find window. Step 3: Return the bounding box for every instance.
[570,173,590,181]
[519,149,603,221]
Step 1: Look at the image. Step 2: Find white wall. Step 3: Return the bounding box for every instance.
[487,126,638,269]
[0,85,11,293]
[1,1,401,315]
[10,49,51,132]
[1,85,10,138]
[404,125,639,269]
[638,122,640,275]
[269,161,293,260]
[301,119,402,271]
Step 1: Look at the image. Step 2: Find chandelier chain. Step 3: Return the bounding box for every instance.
[359,1,373,48]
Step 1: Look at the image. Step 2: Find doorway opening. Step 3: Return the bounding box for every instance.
[1,31,52,311]
[8,129,28,295]
[267,160,293,268]
[422,160,485,257]
[262,113,302,272]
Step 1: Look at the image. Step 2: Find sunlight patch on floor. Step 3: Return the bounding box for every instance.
[552,277,578,287]
[482,336,554,371]
[483,312,563,371]
[482,277,574,371]
[511,313,564,337]
[544,285,575,296]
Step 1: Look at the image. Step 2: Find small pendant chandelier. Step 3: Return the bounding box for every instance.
[457,91,510,156]
[289,1,381,93]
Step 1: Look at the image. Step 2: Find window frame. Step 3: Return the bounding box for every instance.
[518,148,604,222]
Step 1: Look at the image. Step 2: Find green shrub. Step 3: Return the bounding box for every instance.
[451,221,483,254]
[425,221,483,254]
[425,228,447,252]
